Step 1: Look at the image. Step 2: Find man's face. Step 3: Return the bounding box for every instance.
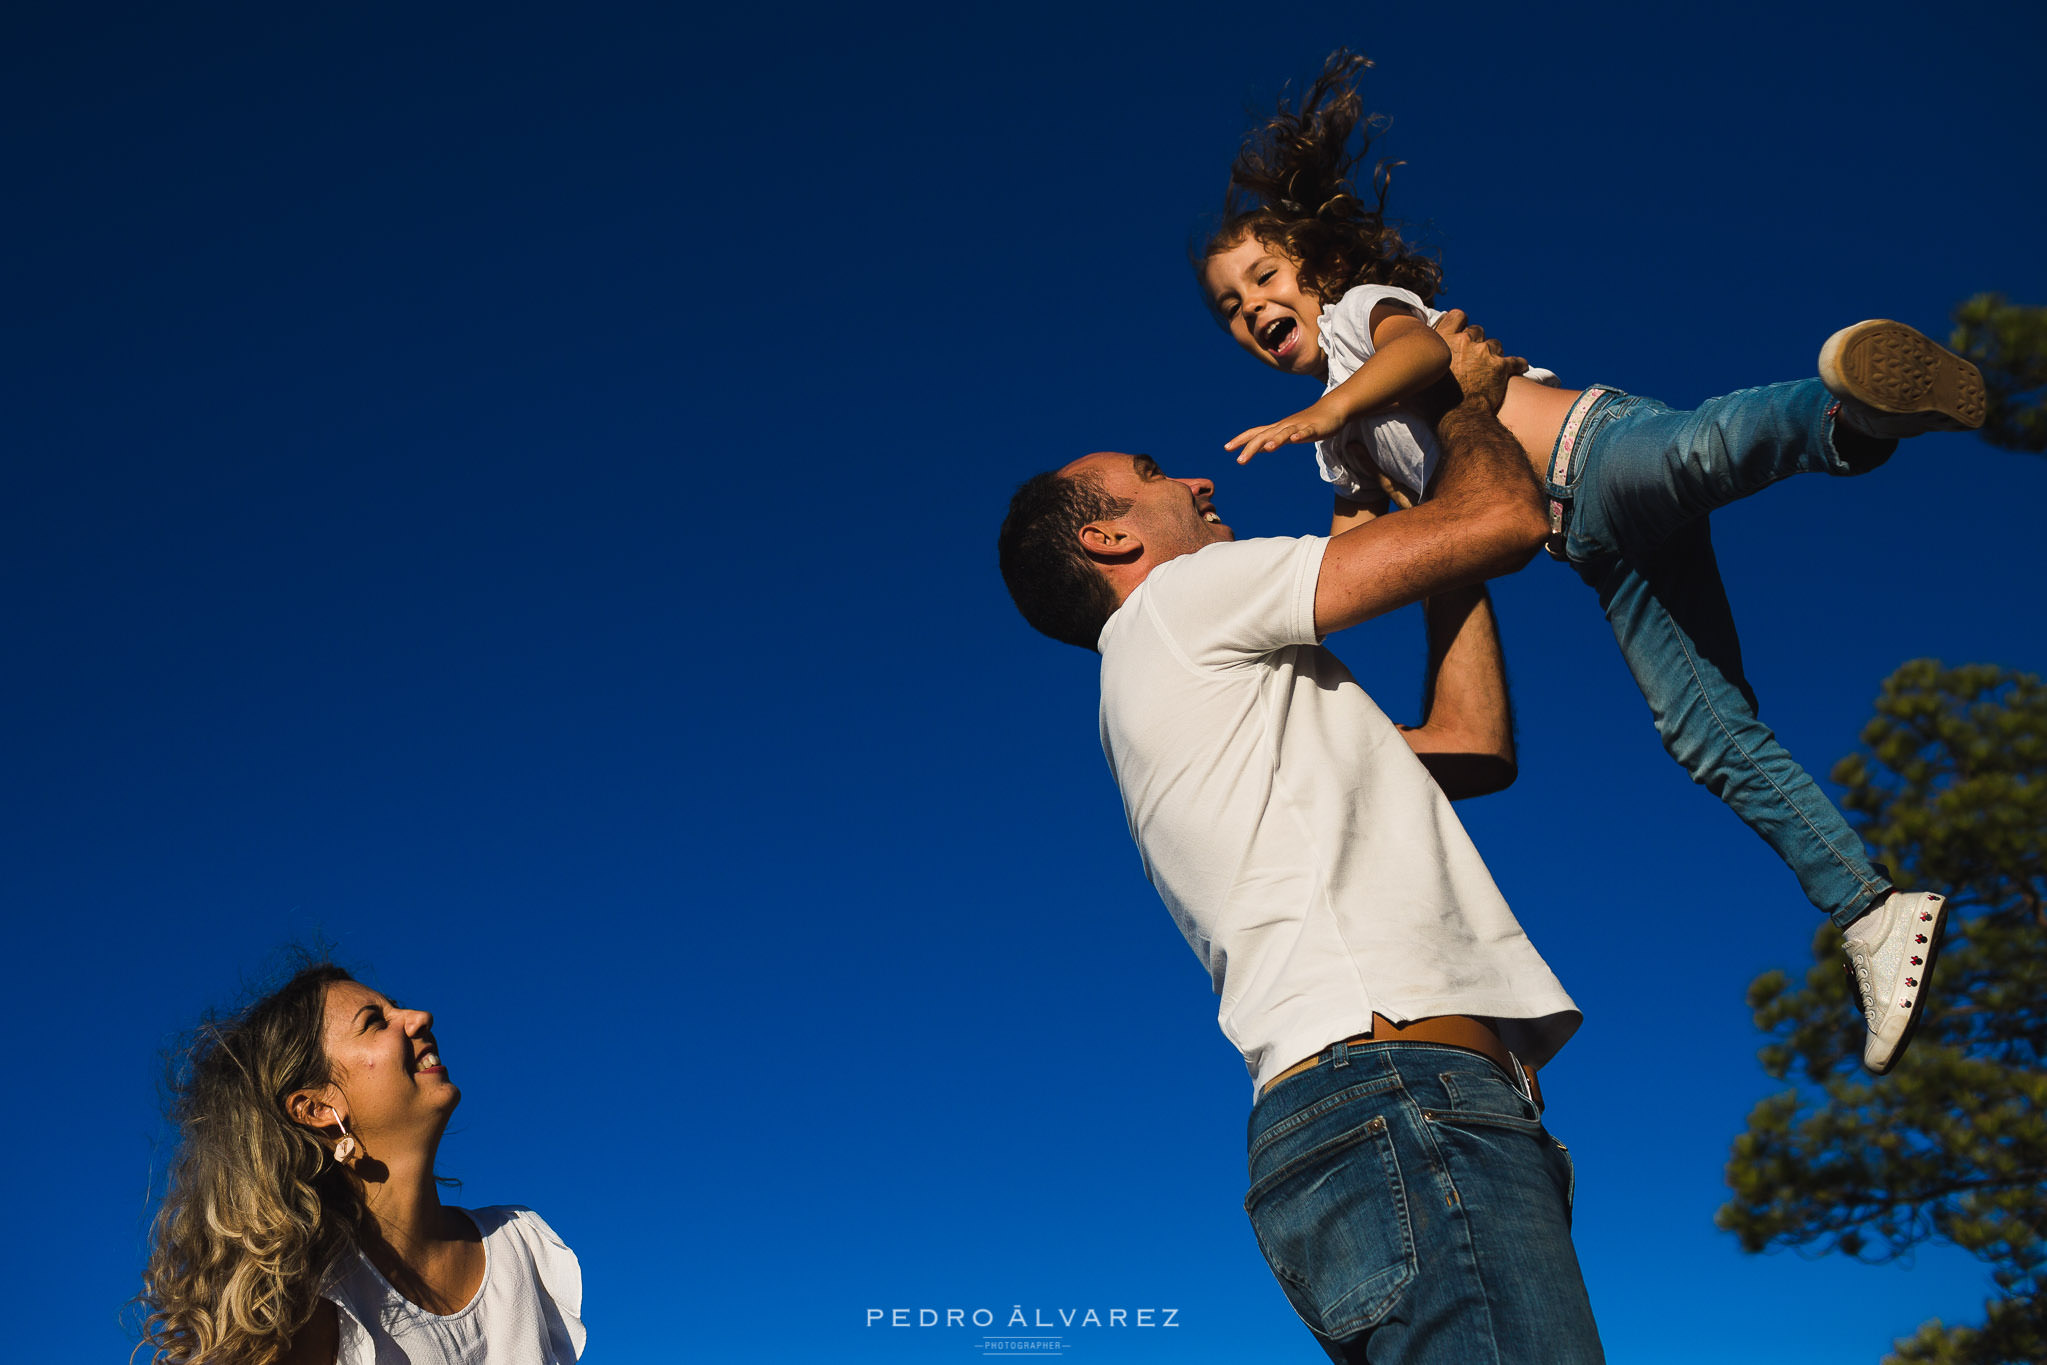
[1060,452,1232,565]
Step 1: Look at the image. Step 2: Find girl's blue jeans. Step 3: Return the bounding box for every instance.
[1551,377,1892,926]
[1246,1042,1603,1364]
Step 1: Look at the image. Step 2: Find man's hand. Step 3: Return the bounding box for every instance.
[1402,309,1530,426]
[1310,307,1548,636]
[1225,396,1347,465]
[1439,309,1527,415]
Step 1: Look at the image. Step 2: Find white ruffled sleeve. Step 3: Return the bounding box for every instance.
[492,1206,588,1360]
[1317,285,1432,381]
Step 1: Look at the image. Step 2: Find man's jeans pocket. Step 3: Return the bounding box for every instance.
[1244,1086,1417,1338]
[1421,1065,1577,1229]
[1433,1064,1537,1124]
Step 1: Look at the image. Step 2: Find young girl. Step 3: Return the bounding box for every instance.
[1197,51,1982,1075]
[138,960,585,1364]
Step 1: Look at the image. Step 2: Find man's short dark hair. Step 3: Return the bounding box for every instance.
[997,469,1133,650]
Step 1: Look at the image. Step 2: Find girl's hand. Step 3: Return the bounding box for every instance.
[1225,400,1344,464]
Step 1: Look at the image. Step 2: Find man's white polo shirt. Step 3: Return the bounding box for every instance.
[1097,535,1579,1094]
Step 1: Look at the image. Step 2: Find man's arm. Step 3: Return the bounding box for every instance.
[1311,313,1547,636]
[1401,584,1516,799]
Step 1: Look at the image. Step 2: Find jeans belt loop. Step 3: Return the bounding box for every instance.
[1329,1039,1351,1070]
[1545,386,1615,561]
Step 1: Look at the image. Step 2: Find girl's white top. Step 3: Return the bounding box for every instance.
[1316,285,1553,503]
[322,1205,584,1364]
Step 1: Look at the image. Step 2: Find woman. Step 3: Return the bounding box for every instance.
[139,961,584,1364]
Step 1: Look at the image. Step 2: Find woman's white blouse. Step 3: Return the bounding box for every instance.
[323,1206,584,1364]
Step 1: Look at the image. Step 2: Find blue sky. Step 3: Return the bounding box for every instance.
[7,1,2044,1361]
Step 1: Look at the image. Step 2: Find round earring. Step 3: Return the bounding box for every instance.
[332,1113,359,1165]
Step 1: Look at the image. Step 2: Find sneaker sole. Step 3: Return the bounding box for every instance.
[1864,893,1949,1076]
[1820,320,1986,431]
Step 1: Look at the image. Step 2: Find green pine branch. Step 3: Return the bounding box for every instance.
[1721,661,2047,1365]
[1951,294,2047,455]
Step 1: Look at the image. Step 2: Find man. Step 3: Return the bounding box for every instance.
[996,314,1602,1363]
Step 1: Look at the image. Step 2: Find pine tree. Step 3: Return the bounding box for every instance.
[1950,294,2047,454]
[1720,660,2047,1364]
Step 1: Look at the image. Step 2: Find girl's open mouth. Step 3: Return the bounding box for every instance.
[1258,316,1298,358]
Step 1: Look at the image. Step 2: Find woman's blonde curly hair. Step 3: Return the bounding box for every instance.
[138,963,370,1364]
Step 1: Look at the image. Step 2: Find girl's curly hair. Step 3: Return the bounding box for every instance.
[1200,50,1443,311]
[137,962,370,1365]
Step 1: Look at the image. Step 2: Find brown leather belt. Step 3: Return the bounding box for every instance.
[1261,1014,1542,1108]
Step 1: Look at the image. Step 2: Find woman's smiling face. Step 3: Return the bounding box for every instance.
[316,979,459,1144]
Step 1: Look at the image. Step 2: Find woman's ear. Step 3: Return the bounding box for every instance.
[286,1088,343,1131]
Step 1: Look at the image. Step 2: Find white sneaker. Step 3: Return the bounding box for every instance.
[1819,320,1986,439]
[1841,890,1949,1075]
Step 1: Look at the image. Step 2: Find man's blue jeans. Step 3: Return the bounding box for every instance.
[1552,378,1892,926]
[1245,1042,1603,1364]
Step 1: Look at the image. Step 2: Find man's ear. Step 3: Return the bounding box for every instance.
[287,1087,343,1132]
[1079,520,1142,563]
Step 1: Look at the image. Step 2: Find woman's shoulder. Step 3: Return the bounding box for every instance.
[469,1206,583,1302]
[470,1205,587,1357]
[466,1204,573,1249]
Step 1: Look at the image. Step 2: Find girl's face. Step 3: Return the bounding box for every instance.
[1203,236,1328,378]
[314,979,459,1147]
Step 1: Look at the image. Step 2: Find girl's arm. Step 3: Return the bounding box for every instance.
[1227,302,1452,464]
